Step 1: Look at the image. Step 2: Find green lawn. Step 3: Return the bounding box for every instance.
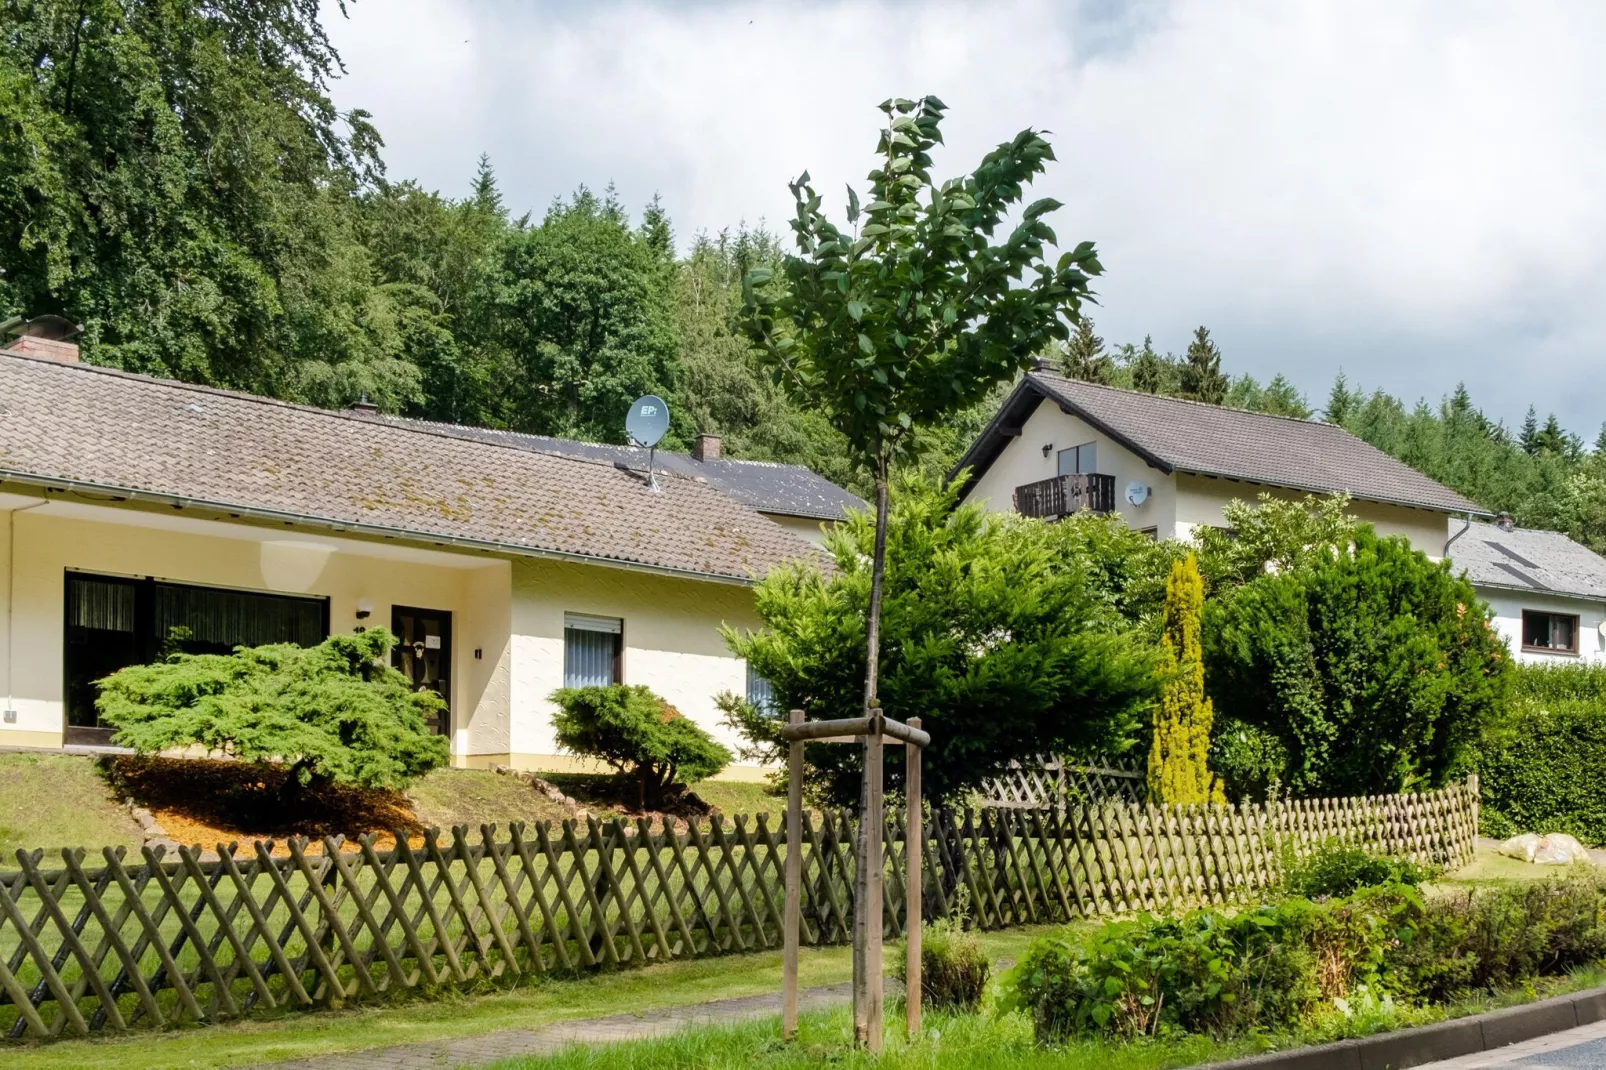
[407,768,576,830]
[3,926,1063,1069]
[0,753,143,858]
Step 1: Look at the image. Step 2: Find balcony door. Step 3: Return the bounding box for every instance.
[391,606,451,735]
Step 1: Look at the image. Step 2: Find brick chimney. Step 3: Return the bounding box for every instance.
[2,315,81,364]
[692,434,722,462]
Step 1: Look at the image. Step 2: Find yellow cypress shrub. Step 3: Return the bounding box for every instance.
[1147,552,1225,806]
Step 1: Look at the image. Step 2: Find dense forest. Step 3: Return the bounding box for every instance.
[3,1,1602,548]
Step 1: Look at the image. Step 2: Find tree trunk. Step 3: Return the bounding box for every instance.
[854,455,892,1045]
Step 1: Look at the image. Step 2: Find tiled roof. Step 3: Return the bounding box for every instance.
[383,419,865,521]
[0,354,823,583]
[1449,519,1606,600]
[954,372,1485,515]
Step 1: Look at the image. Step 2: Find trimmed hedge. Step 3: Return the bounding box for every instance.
[1479,663,1606,846]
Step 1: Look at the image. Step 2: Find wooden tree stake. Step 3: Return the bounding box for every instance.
[783,708,803,1039]
[906,716,922,1037]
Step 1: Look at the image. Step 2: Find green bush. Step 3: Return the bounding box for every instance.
[97,628,448,801]
[1001,872,1606,1043]
[551,685,730,810]
[1282,840,1435,899]
[1478,663,1606,845]
[896,914,990,1013]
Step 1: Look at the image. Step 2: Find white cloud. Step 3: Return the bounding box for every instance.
[325,0,1606,433]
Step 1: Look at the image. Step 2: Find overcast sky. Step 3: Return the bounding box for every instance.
[324,0,1606,437]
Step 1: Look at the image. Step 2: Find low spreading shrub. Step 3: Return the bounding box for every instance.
[1281,840,1435,899]
[1478,663,1606,846]
[550,685,730,810]
[1001,872,1606,1043]
[896,914,990,1013]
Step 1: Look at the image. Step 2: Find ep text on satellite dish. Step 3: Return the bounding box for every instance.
[626,395,670,447]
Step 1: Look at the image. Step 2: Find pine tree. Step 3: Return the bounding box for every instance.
[1130,335,1168,394]
[1520,406,1540,455]
[1147,553,1224,805]
[640,192,675,260]
[470,153,504,217]
[1179,325,1227,404]
[1325,373,1355,425]
[1060,316,1113,383]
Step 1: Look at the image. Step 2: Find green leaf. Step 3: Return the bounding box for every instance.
[858,333,874,355]
[847,300,865,321]
[846,185,860,224]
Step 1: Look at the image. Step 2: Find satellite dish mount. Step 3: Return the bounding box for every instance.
[625,394,671,491]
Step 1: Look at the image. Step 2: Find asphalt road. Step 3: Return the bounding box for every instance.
[1416,1020,1606,1068]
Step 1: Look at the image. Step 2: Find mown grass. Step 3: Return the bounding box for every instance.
[3,926,1062,1069]
[0,753,143,857]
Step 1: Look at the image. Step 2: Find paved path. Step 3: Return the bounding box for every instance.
[1413,1019,1606,1068]
[258,980,871,1069]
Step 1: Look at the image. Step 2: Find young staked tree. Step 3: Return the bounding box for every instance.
[1179,325,1228,404]
[741,96,1100,1042]
[1147,553,1225,805]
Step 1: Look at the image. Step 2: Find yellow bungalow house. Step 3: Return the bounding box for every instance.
[0,330,839,777]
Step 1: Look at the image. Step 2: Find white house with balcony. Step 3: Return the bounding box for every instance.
[951,367,1484,557]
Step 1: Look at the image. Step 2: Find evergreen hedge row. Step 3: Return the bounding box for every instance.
[1479,662,1606,846]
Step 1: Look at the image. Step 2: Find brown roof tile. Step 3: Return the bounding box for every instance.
[0,354,822,583]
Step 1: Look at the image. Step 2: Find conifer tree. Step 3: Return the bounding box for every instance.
[1325,373,1355,425]
[1130,335,1169,394]
[1148,553,1224,805]
[1595,423,1606,456]
[1060,316,1113,384]
[1520,406,1541,455]
[1179,325,1227,404]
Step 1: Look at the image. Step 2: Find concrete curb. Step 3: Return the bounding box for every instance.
[1200,984,1606,1070]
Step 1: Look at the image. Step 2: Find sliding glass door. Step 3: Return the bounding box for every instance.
[64,572,329,745]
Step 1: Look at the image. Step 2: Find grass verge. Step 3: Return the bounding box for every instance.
[0,753,143,857]
[3,926,1062,1069]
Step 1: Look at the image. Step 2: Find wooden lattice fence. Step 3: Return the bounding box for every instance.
[0,780,1478,1039]
[980,754,1148,808]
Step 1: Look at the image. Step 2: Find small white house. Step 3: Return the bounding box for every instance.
[1448,517,1606,664]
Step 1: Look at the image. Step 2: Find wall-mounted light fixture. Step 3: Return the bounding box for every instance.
[1041,443,1054,457]
[355,597,373,621]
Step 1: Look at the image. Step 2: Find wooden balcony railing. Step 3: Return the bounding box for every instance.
[1012,473,1117,519]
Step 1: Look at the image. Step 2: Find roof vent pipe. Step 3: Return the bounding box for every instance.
[349,392,378,414]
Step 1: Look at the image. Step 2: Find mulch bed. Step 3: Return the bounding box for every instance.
[103,755,425,850]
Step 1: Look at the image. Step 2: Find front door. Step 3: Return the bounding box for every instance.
[391,607,451,736]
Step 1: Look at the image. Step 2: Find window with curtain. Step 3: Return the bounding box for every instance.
[746,663,777,715]
[64,572,329,730]
[563,613,622,688]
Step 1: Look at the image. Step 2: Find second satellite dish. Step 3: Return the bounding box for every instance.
[626,395,670,447]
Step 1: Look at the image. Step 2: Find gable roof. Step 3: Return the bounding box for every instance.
[0,354,822,584]
[381,419,865,521]
[953,372,1486,516]
[1450,519,1606,600]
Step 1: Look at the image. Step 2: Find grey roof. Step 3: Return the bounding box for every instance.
[952,372,1486,516]
[0,353,824,584]
[1449,519,1606,600]
[383,419,865,522]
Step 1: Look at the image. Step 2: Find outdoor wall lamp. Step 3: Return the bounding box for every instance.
[1041,443,1053,457]
[355,597,373,620]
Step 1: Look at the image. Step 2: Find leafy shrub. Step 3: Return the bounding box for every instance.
[1203,527,1510,796]
[896,914,990,1013]
[551,685,730,810]
[1002,873,1606,1043]
[1478,663,1606,845]
[1282,840,1435,899]
[97,629,448,801]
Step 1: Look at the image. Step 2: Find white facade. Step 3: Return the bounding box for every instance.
[1478,587,1606,665]
[0,490,770,778]
[963,403,1454,555]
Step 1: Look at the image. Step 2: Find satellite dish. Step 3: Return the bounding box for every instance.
[1125,481,1151,506]
[626,395,670,448]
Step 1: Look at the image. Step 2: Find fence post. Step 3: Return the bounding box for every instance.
[905,716,922,1038]
[783,709,803,1040]
[1467,773,1480,843]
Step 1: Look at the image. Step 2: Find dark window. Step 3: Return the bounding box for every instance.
[65,572,329,736]
[1056,442,1099,477]
[563,613,622,688]
[1522,610,1579,654]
